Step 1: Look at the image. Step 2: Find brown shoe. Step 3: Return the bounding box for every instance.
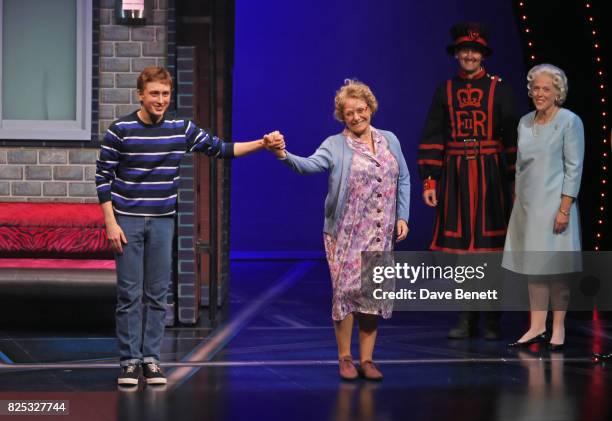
[339,357,358,380]
[360,361,383,381]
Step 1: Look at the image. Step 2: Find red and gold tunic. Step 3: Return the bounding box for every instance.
[418,69,518,252]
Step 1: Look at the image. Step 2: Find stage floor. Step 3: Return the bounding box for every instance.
[1,259,612,420]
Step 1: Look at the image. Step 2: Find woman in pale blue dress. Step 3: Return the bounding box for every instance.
[503,64,584,350]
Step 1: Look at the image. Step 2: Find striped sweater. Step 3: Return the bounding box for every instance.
[95,111,234,216]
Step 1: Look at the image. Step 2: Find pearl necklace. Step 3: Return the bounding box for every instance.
[532,107,559,137]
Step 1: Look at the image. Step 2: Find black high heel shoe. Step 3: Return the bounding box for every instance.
[507,332,547,348]
[548,342,565,351]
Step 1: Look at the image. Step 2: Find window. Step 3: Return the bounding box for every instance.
[0,0,92,140]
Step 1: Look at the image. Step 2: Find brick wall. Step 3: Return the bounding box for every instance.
[175,46,199,324]
[0,0,169,203]
[0,149,99,202]
[98,0,168,135]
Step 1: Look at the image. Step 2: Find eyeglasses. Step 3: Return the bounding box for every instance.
[529,86,554,96]
[343,105,369,120]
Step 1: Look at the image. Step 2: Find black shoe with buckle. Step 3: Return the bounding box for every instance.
[483,324,502,341]
[483,312,502,341]
[448,312,478,339]
[118,364,140,386]
[142,362,167,385]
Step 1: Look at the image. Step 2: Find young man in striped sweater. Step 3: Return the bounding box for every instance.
[96,66,283,386]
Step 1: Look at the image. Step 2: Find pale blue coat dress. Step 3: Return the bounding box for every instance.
[502,108,584,274]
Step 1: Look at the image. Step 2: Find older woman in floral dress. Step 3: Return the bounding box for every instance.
[265,80,411,380]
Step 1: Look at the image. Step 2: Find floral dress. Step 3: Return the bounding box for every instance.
[324,128,399,321]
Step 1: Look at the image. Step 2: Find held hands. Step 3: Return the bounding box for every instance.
[263,131,287,158]
[396,219,409,242]
[106,222,127,253]
[423,189,438,207]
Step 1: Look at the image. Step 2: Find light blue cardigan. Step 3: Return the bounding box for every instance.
[281,130,411,236]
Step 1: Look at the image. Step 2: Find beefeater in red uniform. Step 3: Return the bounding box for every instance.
[418,22,518,339]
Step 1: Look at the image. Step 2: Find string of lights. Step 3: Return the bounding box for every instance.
[584,1,610,251]
[516,2,536,63]
[517,0,610,251]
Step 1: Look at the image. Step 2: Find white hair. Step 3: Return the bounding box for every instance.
[527,63,568,105]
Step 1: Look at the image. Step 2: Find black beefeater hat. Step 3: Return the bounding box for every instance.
[446,22,493,56]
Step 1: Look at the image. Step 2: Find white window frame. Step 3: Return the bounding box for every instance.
[0,0,92,140]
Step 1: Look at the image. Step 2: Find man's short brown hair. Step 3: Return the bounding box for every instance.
[137,66,173,92]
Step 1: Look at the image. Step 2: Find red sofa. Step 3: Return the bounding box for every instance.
[0,203,113,259]
[0,203,176,326]
[0,203,115,297]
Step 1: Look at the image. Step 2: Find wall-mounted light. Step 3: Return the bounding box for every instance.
[115,0,153,26]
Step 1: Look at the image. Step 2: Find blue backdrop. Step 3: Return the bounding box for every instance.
[230,0,527,257]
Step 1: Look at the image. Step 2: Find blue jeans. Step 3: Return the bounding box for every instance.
[114,215,174,367]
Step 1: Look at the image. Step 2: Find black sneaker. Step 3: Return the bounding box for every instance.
[483,323,502,341]
[447,312,478,339]
[142,363,167,385]
[117,364,140,386]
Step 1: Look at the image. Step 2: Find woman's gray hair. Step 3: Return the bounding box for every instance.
[527,63,568,105]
